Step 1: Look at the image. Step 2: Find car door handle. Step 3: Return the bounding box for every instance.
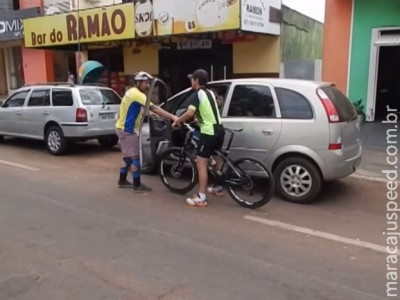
[262,129,274,135]
[42,111,50,116]
[15,111,23,115]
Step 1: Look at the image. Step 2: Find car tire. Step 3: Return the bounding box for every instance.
[141,162,158,174]
[45,126,68,155]
[0,135,3,142]
[98,135,119,148]
[274,157,322,204]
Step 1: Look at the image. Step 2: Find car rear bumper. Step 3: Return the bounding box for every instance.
[61,123,116,139]
[320,146,362,181]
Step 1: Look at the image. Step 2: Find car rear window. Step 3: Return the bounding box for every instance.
[321,86,357,122]
[79,89,121,105]
[275,88,313,119]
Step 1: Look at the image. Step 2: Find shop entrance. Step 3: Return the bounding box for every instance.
[88,47,126,95]
[159,42,233,94]
[375,45,400,120]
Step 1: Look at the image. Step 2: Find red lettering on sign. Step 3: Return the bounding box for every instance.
[87,14,100,38]
[78,16,87,39]
[111,9,125,34]
[101,12,111,36]
[66,14,77,41]
[65,9,127,42]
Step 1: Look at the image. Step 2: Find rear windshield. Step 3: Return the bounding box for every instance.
[79,88,121,105]
[321,86,357,122]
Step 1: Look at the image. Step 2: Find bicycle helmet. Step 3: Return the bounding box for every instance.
[133,71,153,81]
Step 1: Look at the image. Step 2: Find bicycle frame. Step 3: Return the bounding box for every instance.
[160,123,274,208]
[180,124,249,187]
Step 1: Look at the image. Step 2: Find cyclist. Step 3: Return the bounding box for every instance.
[116,71,178,192]
[172,69,225,207]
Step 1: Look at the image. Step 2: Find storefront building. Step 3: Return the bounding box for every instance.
[22,0,282,95]
[323,0,400,122]
[0,5,40,97]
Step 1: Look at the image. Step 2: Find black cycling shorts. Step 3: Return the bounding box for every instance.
[197,128,225,158]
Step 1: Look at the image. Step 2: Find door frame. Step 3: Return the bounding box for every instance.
[367,27,400,121]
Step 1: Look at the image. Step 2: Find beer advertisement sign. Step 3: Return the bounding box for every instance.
[153,0,240,36]
[241,0,281,35]
[134,0,154,37]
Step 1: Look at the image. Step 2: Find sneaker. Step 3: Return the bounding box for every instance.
[186,194,208,207]
[118,180,132,188]
[133,184,152,193]
[207,186,224,197]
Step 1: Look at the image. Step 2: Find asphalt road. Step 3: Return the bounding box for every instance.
[0,139,392,300]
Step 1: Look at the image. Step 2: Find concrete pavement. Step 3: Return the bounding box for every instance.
[0,138,393,299]
[354,121,399,181]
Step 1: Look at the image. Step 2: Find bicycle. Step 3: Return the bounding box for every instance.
[157,123,275,209]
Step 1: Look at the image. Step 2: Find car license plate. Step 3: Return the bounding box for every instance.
[100,113,115,120]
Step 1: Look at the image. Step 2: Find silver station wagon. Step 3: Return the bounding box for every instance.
[142,78,362,204]
[0,83,121,155]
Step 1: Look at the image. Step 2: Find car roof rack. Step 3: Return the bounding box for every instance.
[23,82,74,87]
[81,83,107,87]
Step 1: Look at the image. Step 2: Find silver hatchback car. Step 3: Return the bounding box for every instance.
[142,78,362,204]
[0,83,121,155]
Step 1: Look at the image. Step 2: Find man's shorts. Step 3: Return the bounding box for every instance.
[116,129,140,158]
[197,130,225,158]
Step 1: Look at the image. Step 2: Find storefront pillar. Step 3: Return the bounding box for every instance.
[20,0,55,83]
[22,48,54,84]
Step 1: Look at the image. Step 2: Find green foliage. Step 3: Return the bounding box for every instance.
[353,99,365,120]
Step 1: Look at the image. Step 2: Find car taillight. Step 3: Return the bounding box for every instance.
[317,88,340,123]
[76,108,87,122]
[329,143,342,150]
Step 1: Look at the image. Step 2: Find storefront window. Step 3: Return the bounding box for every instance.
[0,0,14,11]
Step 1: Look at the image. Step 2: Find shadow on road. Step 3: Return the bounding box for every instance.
[316,180,353,204]
[0,137,120,157]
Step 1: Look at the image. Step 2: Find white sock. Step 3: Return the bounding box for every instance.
[198,193,206,201]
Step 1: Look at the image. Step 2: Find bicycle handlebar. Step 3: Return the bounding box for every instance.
[183,123,196,133]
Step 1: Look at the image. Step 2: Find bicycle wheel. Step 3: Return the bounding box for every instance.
[159,147,198,195]
[227,157,275,209]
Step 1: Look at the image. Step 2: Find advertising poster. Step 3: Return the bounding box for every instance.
[153,0,240,36]
[241,0,281,35]
[44,0,70,15]
[134,0,154,38]
[0,8,40,41]
[70,0,123,11]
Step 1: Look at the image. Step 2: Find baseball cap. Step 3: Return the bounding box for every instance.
[188,69,209,85]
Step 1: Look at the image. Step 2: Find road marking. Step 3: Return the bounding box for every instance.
[351,173,400,184]
[244,215,398,255]
[0,160,40,171]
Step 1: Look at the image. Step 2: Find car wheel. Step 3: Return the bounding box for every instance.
[0,135,3,142]
[45,126,68,155]
[274,157,322,204]
[98,135,119,148]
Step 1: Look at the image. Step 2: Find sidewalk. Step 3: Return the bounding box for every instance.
[352,122,399,182]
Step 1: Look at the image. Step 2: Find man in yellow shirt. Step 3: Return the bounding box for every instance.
[116,71,177,192]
